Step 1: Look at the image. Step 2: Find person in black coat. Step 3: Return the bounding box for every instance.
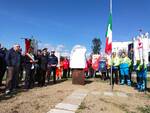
[18,49,25,82]
[48,50,58,84]
[39,48,48,86]
[0,44,7,86]
[35,50,42,85]
[24,47,37,89]
[5,44,21,95]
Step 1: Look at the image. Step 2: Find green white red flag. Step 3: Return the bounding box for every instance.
[105,13,112,55]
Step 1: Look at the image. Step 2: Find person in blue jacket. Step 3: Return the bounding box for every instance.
[48,50,58,84]
[136,59,147,92]
[119,51,131,86]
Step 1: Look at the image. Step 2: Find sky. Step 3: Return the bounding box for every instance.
[0,0,150,53]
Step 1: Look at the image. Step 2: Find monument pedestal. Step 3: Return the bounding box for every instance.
[72,69,85,85]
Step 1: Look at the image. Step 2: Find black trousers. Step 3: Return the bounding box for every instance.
[40,69,46,86]
[25,68,35,89]
[36,67,41,85]
[101,72,106,80]
[0,67,6,85]
[50,67,56,84]
[112,69,119,84]
[85,71,88,78]
[19,66,24,81]
[67,68,70,78]
[63,69,68,78]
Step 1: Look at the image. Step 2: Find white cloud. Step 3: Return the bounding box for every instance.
[56,44,64,52]
[38,43,55,51]
[38,43,70,57]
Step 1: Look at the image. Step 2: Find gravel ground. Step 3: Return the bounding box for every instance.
[0,79,150,113]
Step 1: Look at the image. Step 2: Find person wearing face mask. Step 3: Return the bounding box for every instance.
[5,44,21,95]
[119,51,131,86]
[48,50,58,84]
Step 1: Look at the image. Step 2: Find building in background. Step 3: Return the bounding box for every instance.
[112,41,132,55]
[133,32,150,65]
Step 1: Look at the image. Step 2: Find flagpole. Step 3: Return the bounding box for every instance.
[110,0,112,14]
[110,0,113,91]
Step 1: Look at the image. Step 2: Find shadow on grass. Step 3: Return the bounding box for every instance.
[84,79,93,85]
[0,79,68,101]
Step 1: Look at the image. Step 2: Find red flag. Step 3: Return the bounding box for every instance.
[25,38,31,53]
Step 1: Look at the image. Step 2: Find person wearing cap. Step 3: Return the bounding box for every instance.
[5,44,21,95]
[48,50,58,84]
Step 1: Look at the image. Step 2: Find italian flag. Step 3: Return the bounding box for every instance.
[105,13,112,55]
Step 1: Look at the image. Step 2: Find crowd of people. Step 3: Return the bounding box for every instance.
[0,43,70,95]
[98,51,147,92]
[0,43,148,96]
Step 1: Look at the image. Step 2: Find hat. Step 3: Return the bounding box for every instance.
[42,48,47,51]
[51,49,55,52]
[13,44,20,47]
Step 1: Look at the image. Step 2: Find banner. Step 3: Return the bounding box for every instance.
[92,54,100,71]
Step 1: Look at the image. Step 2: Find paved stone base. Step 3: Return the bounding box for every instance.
[47,109,74,113]
[55,103,78,111]
[47,89,88,113]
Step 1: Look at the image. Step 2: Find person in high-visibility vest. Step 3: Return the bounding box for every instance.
[136,60,147,91]
[119,51,131,86]
[111,52,120,84]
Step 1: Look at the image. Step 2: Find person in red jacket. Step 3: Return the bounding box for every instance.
[63,57,69,79]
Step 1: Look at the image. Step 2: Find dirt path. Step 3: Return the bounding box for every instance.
[0,79,150,113]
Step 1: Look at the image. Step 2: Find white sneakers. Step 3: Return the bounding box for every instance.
[5,90,10,95]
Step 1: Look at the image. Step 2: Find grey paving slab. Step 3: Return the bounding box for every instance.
[116,92,128,98]
[91,91,101,95]
[63,98,82,106]
[71,93,87,97]
[47,89,88,113]
[47,109,74,113]
[67,93,87,100]
[104,92,114,96]
[55,103,78,111]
